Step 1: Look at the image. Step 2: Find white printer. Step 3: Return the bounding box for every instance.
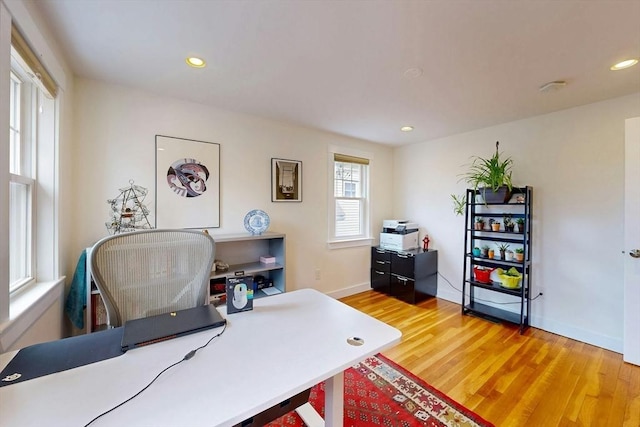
[379,220,419,251]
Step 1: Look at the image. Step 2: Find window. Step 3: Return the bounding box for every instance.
[9,56,37,292]
[329,151,371,245]
[7,26,57,294]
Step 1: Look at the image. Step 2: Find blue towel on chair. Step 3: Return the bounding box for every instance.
[64,249,87,329]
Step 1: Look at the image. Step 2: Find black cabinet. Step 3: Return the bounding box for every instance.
[371,247,438,304]
[462,186,532,333]
[371,248,391,293]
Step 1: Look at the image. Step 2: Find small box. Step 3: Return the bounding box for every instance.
[226,276,254,314]
[260,255,276,264]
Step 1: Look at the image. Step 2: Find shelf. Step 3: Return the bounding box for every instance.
[464,279,526,297]
[210,262,284,280]
[466,254,527,268]
[467,229,524,243]
[462,186,532,334]
[209,287,281,306]
[464,301,527,326]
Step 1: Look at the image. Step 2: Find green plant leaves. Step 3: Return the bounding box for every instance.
[460,142,513,192]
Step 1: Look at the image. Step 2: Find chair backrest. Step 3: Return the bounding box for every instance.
[90,229,215,327]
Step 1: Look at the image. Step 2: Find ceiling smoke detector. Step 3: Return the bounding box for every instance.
[403,68,423,79]
[539,80,567,93]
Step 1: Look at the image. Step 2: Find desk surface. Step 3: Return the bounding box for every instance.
[0,289,401,427]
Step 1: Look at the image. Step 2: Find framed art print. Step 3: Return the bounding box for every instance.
[155,135,220,228]
[271,158,302,202]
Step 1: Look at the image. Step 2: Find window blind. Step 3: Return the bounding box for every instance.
[11,24,57,98]
[334,153,369,165]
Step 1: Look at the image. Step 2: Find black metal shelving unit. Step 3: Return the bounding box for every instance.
[461,186,532,334]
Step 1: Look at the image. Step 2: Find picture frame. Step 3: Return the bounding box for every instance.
[155,135,220,228]
[271,158,302,202]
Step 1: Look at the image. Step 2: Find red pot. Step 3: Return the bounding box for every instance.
[473,266,495,283]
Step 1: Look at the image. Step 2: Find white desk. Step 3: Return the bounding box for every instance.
[0,289,401,426]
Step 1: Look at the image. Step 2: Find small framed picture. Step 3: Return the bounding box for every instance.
[271,158,302,202]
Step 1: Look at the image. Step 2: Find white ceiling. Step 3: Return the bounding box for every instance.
[32,0,640,146]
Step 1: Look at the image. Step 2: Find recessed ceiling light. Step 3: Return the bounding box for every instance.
[400,126,414,132]
[610,59,638,71]
[186,56,206,68]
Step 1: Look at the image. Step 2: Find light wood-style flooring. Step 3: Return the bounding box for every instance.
[339,290,640,427]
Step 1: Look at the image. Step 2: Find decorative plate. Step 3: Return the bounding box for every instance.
[244,209,270,235]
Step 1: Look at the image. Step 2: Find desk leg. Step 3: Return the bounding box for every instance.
[325,371,344,426]
[296,402,324,427]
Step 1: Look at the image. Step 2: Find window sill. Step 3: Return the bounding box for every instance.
[327,237,374,250]
[0,278,65,352]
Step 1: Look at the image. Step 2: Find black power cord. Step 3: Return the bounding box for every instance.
[438,271,543,304]
[84,321,227,427]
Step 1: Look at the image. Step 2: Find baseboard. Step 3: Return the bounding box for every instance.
[529,315,622,353]
[333,280,623,354]
[326,282,372,300]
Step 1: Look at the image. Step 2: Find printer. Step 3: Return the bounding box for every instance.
[379,220,419,251]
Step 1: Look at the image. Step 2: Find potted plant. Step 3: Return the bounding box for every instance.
[472,247,481,257]
[459,141,514,203]
[503,214,514,232]
[481,245,490,257]
[487,248,495,259]
[491,220,501,232]
[516,218,525,233]
[515,247,525,262]
[497,267,522,289]
[496,243,510,259]
[451,194,466,216]
[475,217,485,230]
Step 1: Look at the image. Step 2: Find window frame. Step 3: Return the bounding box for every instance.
[327,147,373,249]
[9,48,37,293]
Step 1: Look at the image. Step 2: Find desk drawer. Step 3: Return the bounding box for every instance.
[372,247,390,263]
[371,269,390,293]
[390,274,415,303]
[371,257,390,272]
[391,252,415,278]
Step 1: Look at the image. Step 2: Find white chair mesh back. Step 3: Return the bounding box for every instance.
[90,229,215,327]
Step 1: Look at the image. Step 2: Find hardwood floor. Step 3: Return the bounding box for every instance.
[339,291,640,427]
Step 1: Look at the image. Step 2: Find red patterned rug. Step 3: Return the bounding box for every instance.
[266,353,494,427]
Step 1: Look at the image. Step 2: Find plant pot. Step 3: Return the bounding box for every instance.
[516,224,524,233]
[505,250,514,261]
[499,250,506,260]
[505,224,514,233]
[515,252,524,262]
[475,223,484,230]
[481,248,489,257]
[498,269,522,289]
[472,248,482,257]
[480,186,512,203]
[491,223,501,231]
[473,266,495,283]
[487,249,495,259]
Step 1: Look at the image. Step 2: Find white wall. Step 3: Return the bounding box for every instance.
[394,93,640,352]
[71,78,394,298]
